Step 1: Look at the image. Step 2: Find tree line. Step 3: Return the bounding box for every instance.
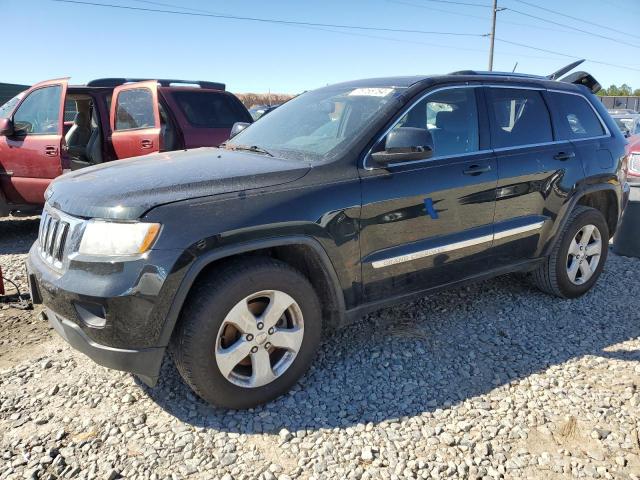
[597,84,640,96]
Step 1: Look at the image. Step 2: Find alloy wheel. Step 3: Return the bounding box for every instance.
[566,224,602,285]
[214,290,304,388]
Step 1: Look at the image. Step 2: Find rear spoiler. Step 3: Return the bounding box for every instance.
[87,78,226,91]
[546,60,601,94]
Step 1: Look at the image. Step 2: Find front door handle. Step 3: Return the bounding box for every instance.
[44,146,58,157]
[554,151,576,161]
[463,164,492,176]
[141,139,153,149]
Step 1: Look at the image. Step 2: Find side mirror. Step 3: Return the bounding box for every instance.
[230,122,250,138]
[0,118,14,136]
[370,127,434,167]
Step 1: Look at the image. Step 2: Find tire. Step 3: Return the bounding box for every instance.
[532,206,609,299]
[170,256,322,409]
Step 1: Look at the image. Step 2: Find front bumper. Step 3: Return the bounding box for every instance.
[42,307,164,386]
[26,243,185,386]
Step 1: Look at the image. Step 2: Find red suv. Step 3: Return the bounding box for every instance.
[0,78,252,216]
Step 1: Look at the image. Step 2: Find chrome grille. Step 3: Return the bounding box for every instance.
[38,210,70,265]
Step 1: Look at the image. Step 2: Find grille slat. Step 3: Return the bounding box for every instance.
[38,210,71,266]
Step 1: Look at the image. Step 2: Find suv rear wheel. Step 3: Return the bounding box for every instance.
[532,206,609,298]
[171,257,322,409]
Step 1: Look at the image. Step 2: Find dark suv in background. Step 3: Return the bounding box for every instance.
[27,65,630,409]
[0,78,252,216]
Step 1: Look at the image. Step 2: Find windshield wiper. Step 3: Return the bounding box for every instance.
[224,144,273,157]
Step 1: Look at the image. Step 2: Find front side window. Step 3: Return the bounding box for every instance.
[389,87,480,157]
[115,88,155,130]
[13,86,62,134]
[0,93,24,119]
[172,91,249,128]
[548,92,605,140]
[487,88,552,148]
[227,86,405,161]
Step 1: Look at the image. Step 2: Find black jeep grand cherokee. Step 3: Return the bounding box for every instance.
[28,68,630,409]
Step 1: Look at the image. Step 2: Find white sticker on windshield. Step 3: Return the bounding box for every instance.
[348,88,394,97]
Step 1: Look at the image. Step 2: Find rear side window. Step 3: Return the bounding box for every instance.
[547,92,606,140]
[115,88,155,130]
[487,88,553,148]
[172,91,249,128]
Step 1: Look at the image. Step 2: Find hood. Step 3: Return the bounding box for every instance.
[47,147,310,220]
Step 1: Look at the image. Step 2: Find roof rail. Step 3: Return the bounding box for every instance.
[448,70,545,79]
[86,78,226,90]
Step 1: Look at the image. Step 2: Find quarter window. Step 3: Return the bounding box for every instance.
[172,91,250,128]
[115,88,155,130]
[548,92,605,140]
[13,86,62,135]
[389,87,480,157]
[487,88,553,148]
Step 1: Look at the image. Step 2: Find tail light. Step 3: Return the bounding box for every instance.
[629,152,640,177]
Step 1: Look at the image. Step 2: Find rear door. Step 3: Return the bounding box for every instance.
[485,86,583,265]
[0,78,67,205]
[110,81,161,159]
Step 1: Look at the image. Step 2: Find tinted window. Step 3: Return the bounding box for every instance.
[390,87,479,157]
[487,88,552,148]
[173,91,248,128]
[13,86,62,134]
[549,92,605,139]
[115,88,155,130]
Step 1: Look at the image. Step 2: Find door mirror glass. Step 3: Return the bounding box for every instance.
[12,85,63,135]
[230,122,250,138]
[371,127,434,166]
[0,118,14,136]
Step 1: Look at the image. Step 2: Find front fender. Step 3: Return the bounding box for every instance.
[155,235,346,347]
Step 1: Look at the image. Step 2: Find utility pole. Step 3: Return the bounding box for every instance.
[488,0,498,71]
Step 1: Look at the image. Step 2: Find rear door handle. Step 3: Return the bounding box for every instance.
[463,164,492,176]
[554,151,575,161]
[44,146,58,157]
[141,139,153,149]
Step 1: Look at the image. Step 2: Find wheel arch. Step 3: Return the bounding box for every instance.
[543,184,620,256]
[158,236,347,346]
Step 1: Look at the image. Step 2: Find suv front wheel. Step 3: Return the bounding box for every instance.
[533,206,609,298]
[171,257,322,409]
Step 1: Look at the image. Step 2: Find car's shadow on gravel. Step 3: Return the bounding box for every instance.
[0,217,40,254]
[137,253,640,434]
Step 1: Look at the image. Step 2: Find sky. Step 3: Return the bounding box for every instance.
[2,0,639,94]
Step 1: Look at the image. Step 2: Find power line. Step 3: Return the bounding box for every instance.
[495,38,640,72]
[387,0,577,34]
[52,0,488,37]
[401,0,492,7]
[509,0,640,41]
[503,6,640,49]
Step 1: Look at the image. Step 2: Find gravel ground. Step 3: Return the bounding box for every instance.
[1,216,639,480]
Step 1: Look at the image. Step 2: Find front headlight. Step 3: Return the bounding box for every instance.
[79,221,161,257]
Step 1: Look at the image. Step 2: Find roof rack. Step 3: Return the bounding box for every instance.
[86,78,226,90]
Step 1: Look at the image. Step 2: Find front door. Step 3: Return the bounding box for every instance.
[359,86,497,302]
[110,81,161,159]
[0,79,67,205]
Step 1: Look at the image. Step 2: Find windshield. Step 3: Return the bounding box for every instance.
[227,86,405,161]
[0,93,24,119]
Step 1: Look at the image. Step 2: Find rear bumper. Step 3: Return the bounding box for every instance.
[43,307,164,386]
